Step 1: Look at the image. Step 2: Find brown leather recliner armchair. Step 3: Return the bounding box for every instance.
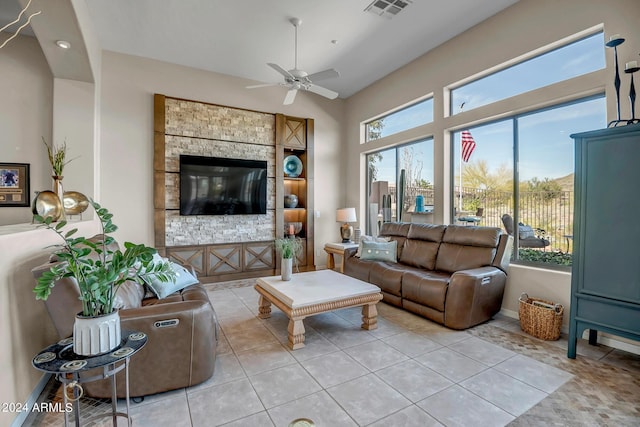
[32,261,218,399]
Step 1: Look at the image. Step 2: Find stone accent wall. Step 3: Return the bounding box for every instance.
[163,98,276,246]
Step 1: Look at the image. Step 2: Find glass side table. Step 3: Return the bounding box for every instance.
[32,330,147,427]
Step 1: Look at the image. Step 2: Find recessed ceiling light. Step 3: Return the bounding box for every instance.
[56,40,71,49]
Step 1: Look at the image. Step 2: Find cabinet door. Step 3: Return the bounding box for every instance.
[578,133,640,302]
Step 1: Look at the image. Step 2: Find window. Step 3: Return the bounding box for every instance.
[367,138,434,234]
[452,95,606,267]
[365,98,433,142]
[451,32,605,115]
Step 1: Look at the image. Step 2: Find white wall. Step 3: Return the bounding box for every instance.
[0,35,52,226]
[99,51,345,261]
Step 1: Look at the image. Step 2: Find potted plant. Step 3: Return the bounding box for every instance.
[42,137,77,204]
[33,199,175,355]
[274,237,303,281]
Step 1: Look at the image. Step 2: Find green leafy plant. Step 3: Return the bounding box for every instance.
[518,249,573,266]
[42,137,77,177]
[274,237,303,259]
[33,200,175,317]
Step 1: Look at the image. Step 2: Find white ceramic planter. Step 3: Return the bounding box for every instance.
[281,257,293,281]
[73,310,121,356]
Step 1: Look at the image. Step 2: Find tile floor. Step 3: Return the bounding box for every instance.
[24,281,640,426]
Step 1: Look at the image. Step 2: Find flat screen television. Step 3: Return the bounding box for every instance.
[180,155,267,215]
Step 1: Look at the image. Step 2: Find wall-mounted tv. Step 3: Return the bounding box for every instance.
[180,155,267,215]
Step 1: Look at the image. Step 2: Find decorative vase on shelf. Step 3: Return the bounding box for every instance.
[284,194,298,208]
[281,258,293,281]
[52,176,65,220]
[73,309,121,356]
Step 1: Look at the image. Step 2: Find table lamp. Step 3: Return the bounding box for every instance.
[336,207,357,243]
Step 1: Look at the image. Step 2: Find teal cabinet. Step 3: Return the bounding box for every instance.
[568,124,640,358]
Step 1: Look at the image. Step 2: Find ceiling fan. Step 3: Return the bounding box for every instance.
[247,18,340,105]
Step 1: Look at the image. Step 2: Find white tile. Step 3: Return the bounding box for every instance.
[367,405,444,427]
[460,369,547,416]
[220,411,275,427]
[327,373,411,426]
[418,385,515,427]
[188,378,264,426]
[267,391,357,427]
[382,331,442,357]
[224,324,279,352]
[494,354,573,393]
[188,352,246,392]
[368,317,417,339]
[287,330,341,362]
[315,324,377,349]
[376,360,453,402]
[126,393,191,427]
[216,330,233,355]
[249,364,322,409]
[416,327,471,346]
[236,341,297,376]
[300,350,368,388]
[448,336,516,366]
[344,340,409,371]
[415,347,489,382]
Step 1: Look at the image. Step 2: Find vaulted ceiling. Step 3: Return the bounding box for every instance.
[1,0,519,98]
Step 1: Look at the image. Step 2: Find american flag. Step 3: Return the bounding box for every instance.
[461,130,476,163]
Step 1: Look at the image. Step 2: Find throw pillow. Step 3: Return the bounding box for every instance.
[518,224,535,239]
[113,280,144,309]
[360,240,398,263]
[355,235,390,257]
[144,260,199,299]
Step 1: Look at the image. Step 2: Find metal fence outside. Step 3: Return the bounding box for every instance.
[387,185,574,253]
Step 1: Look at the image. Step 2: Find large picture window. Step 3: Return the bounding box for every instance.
[367,138,434,234]
[452,95,606,267]
[365,98,433,142]
[451,32,604,115]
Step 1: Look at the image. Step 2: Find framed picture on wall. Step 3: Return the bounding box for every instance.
[0,163,30,207]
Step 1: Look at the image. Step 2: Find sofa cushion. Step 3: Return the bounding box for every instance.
[145,261,199,299]
[441,225,501,247]
[355,235,390,257]
[435,244,497,273]
[380,222,411,259]
[113,280,145,309]
[402,270,450,312]
[399,240,440,270]
[434,226,501,273]
[369,261,405,297]
[407,223,446,241]
[360,240,397,262]
[518,224,535,239]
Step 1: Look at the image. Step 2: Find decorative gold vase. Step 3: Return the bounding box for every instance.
[52,176,66,220]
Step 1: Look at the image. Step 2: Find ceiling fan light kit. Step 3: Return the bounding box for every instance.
[246,17,340,105]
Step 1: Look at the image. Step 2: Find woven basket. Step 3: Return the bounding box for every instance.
[518,293,563,340]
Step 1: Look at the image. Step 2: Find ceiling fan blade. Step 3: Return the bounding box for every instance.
[246,83,280,89]
[267,63,294,79]
[306,68,340,82]
[283,88,298,105]
[306,84,339,100]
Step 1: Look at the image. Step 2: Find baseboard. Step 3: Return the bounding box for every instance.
[498,308,640,355]
[10,373,51,427]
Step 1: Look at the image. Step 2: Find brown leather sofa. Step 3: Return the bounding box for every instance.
[32,260,218,398]
[344,223,513,329]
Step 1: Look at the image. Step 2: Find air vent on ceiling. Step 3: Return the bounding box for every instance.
[364,0,413,18]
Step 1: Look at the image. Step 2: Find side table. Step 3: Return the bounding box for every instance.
[32,330,147,427]
[324,242,359,273]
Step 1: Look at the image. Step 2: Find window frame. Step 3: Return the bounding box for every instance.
[448,29,605,117]
[450,93,606,271]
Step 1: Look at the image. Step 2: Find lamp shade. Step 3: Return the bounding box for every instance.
[336,207,357,223]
